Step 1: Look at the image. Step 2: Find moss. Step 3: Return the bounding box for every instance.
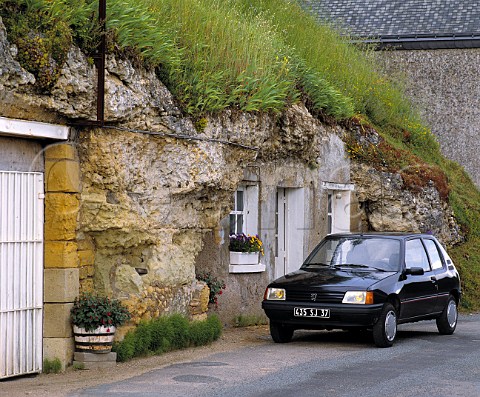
[194,117,208,133]
[1,2,72,91]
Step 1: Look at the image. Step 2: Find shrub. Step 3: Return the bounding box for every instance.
[149,316,174,354]
[114,331,136,362]
[112,314,223,362]
[189,315,222,346]
[168,314,191,350]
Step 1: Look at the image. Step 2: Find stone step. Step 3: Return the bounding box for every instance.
[74,351,117,362]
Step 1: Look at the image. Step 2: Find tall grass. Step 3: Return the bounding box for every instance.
[2,0,429,124]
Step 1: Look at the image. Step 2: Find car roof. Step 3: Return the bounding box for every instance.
[326,232,436,240]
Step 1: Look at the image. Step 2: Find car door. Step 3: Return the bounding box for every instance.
[400,238,438,320]
[422,238,450,314]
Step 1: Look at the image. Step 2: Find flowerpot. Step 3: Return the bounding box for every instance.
[73,325,116,353]
[229,251,259,265]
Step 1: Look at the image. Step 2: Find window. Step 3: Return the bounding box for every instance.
[229,188,244,235]
[327,193,333,234]
[423,239,444,270]
[228,184,263,274]
[229,184,259,236]
[405,239,431,272]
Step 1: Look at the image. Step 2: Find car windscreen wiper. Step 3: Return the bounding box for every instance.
[334,264,388,272]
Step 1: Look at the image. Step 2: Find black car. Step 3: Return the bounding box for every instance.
[262,233,461,347]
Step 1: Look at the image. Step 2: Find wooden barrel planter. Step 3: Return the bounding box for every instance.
[73,325,116,353]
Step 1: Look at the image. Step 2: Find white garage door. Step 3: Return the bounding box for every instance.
[0,171,44,379]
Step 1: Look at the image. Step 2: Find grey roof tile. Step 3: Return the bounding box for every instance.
[299,0,480,37]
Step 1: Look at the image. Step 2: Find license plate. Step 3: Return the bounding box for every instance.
[294,307,330,318]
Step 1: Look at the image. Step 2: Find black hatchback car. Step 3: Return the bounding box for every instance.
[262,233,461,347]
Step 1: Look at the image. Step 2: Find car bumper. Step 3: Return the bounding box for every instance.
[262,300,384,329]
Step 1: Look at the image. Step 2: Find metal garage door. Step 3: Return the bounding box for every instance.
[0,171,44,379]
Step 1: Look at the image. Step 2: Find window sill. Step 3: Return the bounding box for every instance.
[229,263,266,273]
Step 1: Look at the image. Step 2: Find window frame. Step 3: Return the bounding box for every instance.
[405,238,432,272]
[229,187,245,236]
[422,238,445,271]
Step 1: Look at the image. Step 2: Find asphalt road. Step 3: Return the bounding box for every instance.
[70,314,480,397]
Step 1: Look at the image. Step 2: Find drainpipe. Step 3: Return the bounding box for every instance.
[96,0,106,125]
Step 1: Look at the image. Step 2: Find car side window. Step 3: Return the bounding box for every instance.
[423,239,444,270]
[405,239,431,272]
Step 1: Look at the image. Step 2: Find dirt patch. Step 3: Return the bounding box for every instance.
[0,325,270,397]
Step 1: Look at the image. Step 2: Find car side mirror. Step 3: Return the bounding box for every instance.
[404,267,425,276]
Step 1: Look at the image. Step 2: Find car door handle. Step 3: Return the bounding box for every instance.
[430,276,437,283]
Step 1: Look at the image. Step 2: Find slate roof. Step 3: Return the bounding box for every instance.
[300,0,480,47]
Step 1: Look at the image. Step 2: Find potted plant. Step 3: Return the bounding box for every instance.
[229,233,264,265]
[71,292,131,353]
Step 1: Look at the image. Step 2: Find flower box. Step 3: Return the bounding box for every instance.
[229,251,259,265]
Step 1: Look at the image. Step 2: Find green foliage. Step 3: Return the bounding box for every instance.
[233,314,268,327]
[43,357,62,374]
[71,292,131,332]
[189,315,222,346]
[0,0,73,90]
[196,271,226,305]
[113,330,136,362]
[168,314,191,350]
[112,314,223,362]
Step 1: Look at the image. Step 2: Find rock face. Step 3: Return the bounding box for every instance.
[351,163,463,246]
[0,17,464,324]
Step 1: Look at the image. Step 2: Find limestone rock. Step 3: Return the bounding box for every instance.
[351,163,463,246]
[0,18,34,89]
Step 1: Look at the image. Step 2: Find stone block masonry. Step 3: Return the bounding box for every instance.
[43,143,81,369]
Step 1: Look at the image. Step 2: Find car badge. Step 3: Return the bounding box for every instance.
[311,293,317,301]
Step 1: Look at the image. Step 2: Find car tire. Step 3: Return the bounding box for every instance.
[372,303,397,348]
[270,322,294,343]
[436,295,458,335]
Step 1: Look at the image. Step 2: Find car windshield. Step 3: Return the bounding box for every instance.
[302,236,401,272]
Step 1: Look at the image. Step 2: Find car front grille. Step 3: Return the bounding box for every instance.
[286,290,344,303]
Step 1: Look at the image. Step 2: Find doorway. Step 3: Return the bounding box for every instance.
[275,188,305,278]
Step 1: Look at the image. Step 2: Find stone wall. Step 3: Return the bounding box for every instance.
[43,143,81,369]
[380,49,480,188]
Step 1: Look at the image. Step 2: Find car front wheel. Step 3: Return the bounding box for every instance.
[373,303,397,348]
[270,322,294,343]
[436,295,458,335]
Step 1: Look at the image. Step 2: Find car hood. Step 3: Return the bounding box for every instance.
[271,268,395,291]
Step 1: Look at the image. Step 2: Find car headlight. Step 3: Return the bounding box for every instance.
[342,291,374,304]
[265,288,286,300]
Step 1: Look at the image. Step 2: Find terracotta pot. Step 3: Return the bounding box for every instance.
[73,325,116,353]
